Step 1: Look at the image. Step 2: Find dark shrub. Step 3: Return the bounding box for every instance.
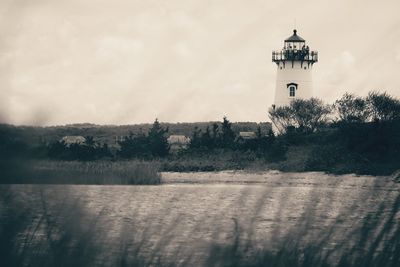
[118,119,169,159]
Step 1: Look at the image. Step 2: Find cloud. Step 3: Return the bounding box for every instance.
[0,0,399,125]
[340,51,355,68]
[95,36,144,65]
[396,50,400,62]
[173,42,192,59]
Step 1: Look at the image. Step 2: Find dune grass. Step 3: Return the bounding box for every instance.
[0,160,161,185]
[1,183,399,267]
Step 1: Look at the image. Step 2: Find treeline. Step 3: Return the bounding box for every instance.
[267,91,400,174]
[0,118,272,161]
[187,117,286,161]
[269,91,400,134]
[1,91,399,174]
[0,122,270,147]
[117,119,169,158]
[47,136,112,161]
[42,119,169,161]
[8,117,280,161]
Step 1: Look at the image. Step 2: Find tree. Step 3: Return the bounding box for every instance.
[291,98,332,133]
[47,141,69,159]
[118,119,169,158]
[99,143,113,158]
[268,105,294,134]
[266,128,275,143]
[189,127,202,149]
[366,91,400,122]
[147,119,169,157]
[256,126,262,139]
[118,132,149,158]
[220,116,236,148]
[334,93,368,123]
[268,98,331,134]
[201,126,213,148]
[84,136,96,147]
[211,123,219,147]
[256,127,275,152]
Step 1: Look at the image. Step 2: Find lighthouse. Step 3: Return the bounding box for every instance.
[272,29,318,107]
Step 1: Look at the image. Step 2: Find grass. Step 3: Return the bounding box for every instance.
[158,144,399,176]
[1,182,399,267]
[0,160,161,185]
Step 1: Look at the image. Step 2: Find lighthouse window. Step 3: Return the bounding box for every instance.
[289,86,296,97]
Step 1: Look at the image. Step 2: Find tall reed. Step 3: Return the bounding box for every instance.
[0,160,161,185]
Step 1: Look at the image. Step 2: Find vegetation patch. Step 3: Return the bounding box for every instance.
[1,91,399,177]
[0,160,161,185]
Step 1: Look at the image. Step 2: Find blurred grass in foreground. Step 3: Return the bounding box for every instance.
[0,185,398,267]
[0,160,161,185]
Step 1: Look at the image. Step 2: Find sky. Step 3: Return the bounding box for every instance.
[0,0,399,125]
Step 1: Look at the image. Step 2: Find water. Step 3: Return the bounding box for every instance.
[1,171,399,266]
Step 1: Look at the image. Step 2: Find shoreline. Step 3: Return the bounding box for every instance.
[0,158,398,185]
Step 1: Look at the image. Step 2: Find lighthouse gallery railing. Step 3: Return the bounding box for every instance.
[272,50,318,63]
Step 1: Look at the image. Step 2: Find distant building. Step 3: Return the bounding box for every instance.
[239,132,257,140]
[60,136,86,146]
[167,135,190,151]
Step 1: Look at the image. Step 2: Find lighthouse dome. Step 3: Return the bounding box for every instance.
[285,29,305,42]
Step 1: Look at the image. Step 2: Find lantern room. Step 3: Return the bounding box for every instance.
[272,29,318,64]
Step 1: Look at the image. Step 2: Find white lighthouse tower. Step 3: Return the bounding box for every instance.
[272,29,318,107]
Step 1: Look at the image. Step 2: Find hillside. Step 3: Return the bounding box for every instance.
[0,122,272,148]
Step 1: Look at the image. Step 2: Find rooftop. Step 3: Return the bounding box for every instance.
[285,29,305,42]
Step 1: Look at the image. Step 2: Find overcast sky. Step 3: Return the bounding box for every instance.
[0,0,399,125]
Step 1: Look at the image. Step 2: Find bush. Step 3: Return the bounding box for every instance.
[0,160,161,185]
[305,144,346,172]
[366,91,400,122]
[334,93,369,123]
[189,117,237,150]
[264,140,287,162]
[269,98,331,134]
[47,137,112,161]
[118,119,169,159]
[334,91,400,124]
